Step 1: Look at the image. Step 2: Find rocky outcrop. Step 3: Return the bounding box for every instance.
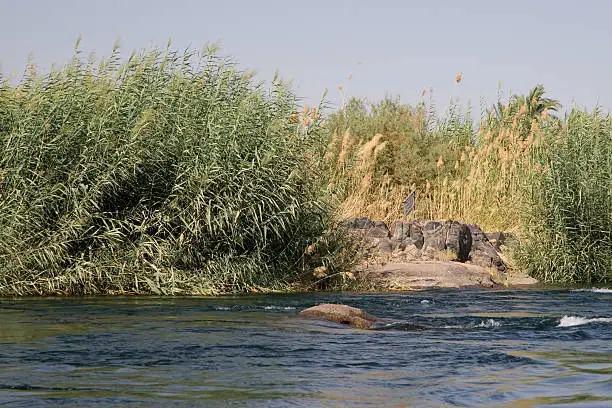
[345,217,506,273]
[299,303,383,329]
[446,221,472,262]
[389,220,423,250]
[340,217,540,289]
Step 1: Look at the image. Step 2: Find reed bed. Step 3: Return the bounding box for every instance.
[323,97,473,224]
[323,88,610,284]
[517,109,611,284]
[0,43,353,295]
[1,42,608,292]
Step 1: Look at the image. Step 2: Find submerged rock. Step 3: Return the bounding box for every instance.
[299,303,381,329]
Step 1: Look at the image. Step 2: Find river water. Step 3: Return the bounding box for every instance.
[1,288,611,407]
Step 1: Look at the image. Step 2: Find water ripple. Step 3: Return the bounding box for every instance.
[1,288,611,407]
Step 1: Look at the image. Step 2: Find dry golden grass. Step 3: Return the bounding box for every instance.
[324,100,546,232]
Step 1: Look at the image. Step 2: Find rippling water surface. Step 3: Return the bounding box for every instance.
[1,288,611,407]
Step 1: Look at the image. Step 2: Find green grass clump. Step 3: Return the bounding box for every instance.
[0,43,345,295]
[517,109,612,284]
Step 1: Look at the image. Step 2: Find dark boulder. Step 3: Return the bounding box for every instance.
[367,221,390,238]
[343,217,375,229]
[485,231,517,252]
[422,221,447,252]
[446,220,472,262]
[485,231,506,251]
[342,218,393,254]
[390,221,411,251]
[469,224,506,272]
[365,221,392,253]
[391,220,425,250]
[408,221,424,249]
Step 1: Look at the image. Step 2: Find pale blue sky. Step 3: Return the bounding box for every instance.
[2,0,610,115]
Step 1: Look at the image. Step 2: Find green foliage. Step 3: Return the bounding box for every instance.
[517,109,612,284]
[2,47,608,294]
[324,89,610,286]
[0,45,348,295]
[487,84,561,134]
[325,96,474,203]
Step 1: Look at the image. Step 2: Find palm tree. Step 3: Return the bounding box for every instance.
[488,84,561,126]
[524,84,562,119]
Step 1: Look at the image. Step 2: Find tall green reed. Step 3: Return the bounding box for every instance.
[517,109,612,284]
[0,43,347,295]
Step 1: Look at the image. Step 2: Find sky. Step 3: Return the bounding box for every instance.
[2,0,611,116]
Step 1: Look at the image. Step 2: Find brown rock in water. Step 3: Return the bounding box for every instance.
[299,304,380,329]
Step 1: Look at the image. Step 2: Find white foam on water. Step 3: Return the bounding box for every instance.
[476,319,502,328]
[442,319,502,329]
[557,316,612,327]
[264,306,296,310]
[420,300,430,304]
[571,288,612,293]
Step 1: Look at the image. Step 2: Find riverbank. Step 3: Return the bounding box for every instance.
[2,44,608,295]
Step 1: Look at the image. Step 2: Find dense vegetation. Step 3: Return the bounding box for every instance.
[517,109,611,283]
[0,43,609,294]
[0,43,354,295]
[324,88,610,284]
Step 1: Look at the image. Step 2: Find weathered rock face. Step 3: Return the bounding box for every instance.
[446,221,472,262]
[344,217,374,229]
[389,221,409,250]
[485,231,516,252]
[389,221,424,251]
[299,303,381,329]
[469,224,506,272]
[416,220,472,261]
[343,218,394,253]
[344,217,505,272]
[421,221,447,253]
